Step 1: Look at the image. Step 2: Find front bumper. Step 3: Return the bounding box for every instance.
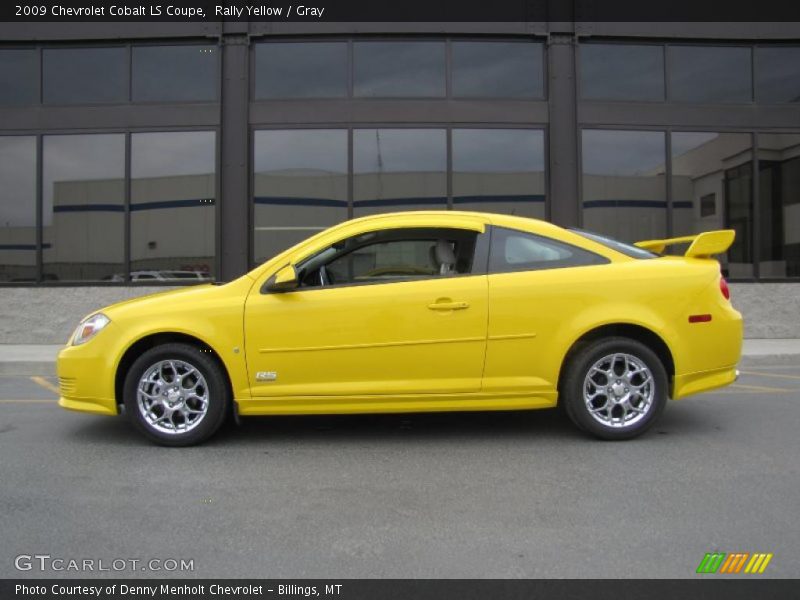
[57,337,119,416]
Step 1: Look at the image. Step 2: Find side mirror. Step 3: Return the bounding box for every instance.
[264,264,299,293]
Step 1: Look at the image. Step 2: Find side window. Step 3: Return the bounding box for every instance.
[299,227,478,287]
[489,227,608,274]
[328,240,440,282]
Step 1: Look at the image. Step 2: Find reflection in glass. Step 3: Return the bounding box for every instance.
[131,132,216,279]
[581,130,666,243]
[0,50,38,106]
[254,42,347,99]
[580,44,664,101]
[452,42,544,98]
[0,137,37,282]
[756,47,800,103]
[43,47,127,104]
[354,42,445,97]
[253,130,348,264]
[132,45,218,102]
[353,129,447,216]
[669,46,752,104]
[452,129,545,218]
[671,132,754,277]
[43,134,125,281]
[758,134,800,278]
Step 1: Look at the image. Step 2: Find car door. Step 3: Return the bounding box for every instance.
[482,226,610,396]
[244,226,489,400]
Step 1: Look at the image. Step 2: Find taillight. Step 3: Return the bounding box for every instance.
[720,277,730,301]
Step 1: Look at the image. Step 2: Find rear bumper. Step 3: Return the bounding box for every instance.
[671,298,742,399]
[57,342,118,416]
[673,364,739,399]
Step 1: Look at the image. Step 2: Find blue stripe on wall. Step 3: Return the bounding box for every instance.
[52,199,213,213]
[354,197,447,208]
[254,196,345,208]
[0,243,52,251]
[53,204,124,213]
[48,196,692,214]
[131,199,212,211]
[453,194,545,204]
[584,199,694,209]
[255,195,547,208]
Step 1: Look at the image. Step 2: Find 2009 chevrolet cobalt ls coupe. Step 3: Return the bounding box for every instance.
[58,211,743,446]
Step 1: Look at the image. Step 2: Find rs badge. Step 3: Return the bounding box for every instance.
[255,371,277,382]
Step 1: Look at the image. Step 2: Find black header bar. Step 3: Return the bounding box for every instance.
[2,0,800,23]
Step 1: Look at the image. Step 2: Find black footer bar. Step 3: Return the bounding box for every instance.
[2,579,799,600]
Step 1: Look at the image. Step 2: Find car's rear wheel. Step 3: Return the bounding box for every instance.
[562,337,667,440]
[123,343,228,446]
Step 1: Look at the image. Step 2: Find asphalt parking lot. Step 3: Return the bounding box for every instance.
[0,365,798,579]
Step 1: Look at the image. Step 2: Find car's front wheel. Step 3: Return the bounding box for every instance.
[561,337,668,440]
[123,343,228,446]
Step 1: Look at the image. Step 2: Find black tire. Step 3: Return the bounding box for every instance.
[123,343,229,446]
[561,337,668,440]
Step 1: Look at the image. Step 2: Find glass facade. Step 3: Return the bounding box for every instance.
[0,49,38,106]
[1,35,799,284]
[131,131,216,279]
[354,129,447,215]
[254,42,348,99]
[671,132,754,276]
[756,47,800,103]
[669,45,752,104]
[581,130,667,243]
[580,44,664,101]
[354,42,446,97]
[42,134,125,282]
[253,129,348,263]
[452,129,545,218]
[43,47,128,105]
[452,41,544,98]
[0,137,37,282]
[132,45,218,102]
[758,134,800,278]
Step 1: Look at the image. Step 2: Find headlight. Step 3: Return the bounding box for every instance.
[72,313,111,346]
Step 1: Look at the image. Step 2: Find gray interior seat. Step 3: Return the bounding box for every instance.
[429,240,456,275]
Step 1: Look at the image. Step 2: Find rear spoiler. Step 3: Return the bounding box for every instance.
[634,230,736,258]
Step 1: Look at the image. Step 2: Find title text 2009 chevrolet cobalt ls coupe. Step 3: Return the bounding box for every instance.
[58,211,742,445]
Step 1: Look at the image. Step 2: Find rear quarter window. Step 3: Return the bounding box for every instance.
[489,227,609,274]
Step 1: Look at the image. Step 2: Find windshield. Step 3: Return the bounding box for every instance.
[570,229,658,259]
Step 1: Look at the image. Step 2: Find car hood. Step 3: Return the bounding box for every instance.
[91,276,254,321]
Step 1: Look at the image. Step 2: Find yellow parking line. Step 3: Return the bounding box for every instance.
[30,376,60,396]
[740,370,800,381]
[729,383,794,393]
[707,390,792,395]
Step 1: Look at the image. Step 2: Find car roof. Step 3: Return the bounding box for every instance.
[343,210,570,238]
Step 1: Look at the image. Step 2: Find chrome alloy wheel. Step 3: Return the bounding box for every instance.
[583,353,655,428]
[137,359,209,435]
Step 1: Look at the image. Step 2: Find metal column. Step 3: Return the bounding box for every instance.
[219,33,250,281]
[546,33,580,227]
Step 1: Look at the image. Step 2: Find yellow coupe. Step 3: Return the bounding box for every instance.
[57,211,743,445]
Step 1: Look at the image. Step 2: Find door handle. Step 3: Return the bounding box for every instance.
[428,300,470,311]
